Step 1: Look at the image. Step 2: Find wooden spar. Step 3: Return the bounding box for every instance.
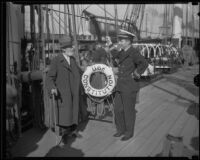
[171,4,174,39]
[192,4,195,48]
[43,6,131,24]
[71,4,80,66]
[6,3,10,75]
[30,5,35,71]
[67,5,72,37]
[163,4,168,44]
[114,4,118,41]
[46,5,50,58]
[104,4,108,37]
[64,5,67,34]
[40,4,47,127]
[186,3,188,45]
[146,13,148,37]
[59,4,61,38]
[30,4,36,127]
[139,5,145,39]
[50,5,55,57]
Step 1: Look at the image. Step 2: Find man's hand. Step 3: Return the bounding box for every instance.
[106,36,112,47]
[51,88,58,96]
[112,67,119,74]
[132,70,141,80]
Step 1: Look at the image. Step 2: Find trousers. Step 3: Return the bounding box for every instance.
[114,91,137,136]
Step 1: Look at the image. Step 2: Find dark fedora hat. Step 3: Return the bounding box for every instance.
[118,29,136,41]
[59,36,74,49]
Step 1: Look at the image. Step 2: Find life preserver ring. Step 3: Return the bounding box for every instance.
[82,64,116,97]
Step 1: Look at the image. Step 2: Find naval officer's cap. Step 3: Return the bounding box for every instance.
[118,29,136,41]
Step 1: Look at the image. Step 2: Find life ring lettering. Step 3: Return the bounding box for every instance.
[82,64,116,97]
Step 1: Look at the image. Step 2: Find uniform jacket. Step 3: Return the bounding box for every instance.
[46,54,81,126]
[111,46,148,93]
[92,47,109,64]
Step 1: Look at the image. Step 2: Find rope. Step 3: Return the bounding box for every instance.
[96,103,105,117]
[97,5,115,19]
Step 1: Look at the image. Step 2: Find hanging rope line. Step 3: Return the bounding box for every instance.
[121,5,129,27]
[97,5,115,19]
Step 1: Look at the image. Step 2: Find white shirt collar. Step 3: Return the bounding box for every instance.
[62,53,70,65]
[124,45,131,52]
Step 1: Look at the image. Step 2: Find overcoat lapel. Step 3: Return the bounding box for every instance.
[59,54,71,70]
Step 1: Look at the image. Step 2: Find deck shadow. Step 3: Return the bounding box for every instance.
[186,103,199,120]
[164,75,199,97]
[45,136,84,157]
[11,127,48,157]
[190,136,199,151]
[151,84,197,104]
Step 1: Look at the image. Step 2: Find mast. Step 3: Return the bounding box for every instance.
[59,4,61,38]
[104,4,108,37]
[114,4,118,41]
[171,4,174,39]
[146,13,148,37]
[46,5,50,58]
[186,3,188,45]
[139,5,145,39]
[64,5,67,34]
[67,5,72,37]
[71,4,80,66]
[164,4,168,44]
[192,4,195,48]
[50,5,55,57]
[30,5,36,71]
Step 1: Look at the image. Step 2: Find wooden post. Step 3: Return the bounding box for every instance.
[30,4,37,127]
[40,4,47,129]
[30,5,35,71]
[71,4,80,66]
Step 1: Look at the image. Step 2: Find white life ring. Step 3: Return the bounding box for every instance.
[82,64,116,97]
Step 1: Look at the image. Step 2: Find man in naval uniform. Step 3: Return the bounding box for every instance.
[111,30,148,141]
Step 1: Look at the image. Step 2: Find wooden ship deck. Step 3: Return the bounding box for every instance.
[11,64,199,157]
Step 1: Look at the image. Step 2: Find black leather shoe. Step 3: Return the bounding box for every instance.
[121,135,133,141]
[113,132,124,137]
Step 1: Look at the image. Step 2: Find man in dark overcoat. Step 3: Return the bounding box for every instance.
[111,30,148,141]
[46,36,81,140]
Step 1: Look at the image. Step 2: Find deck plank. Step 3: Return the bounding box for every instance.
[100,102,171,156]
[133,104,185,157]
[180,115,198,149]
[150,104,190,156]
[116,102,183,157]
[92,101,168,157]
[10,65,199,157]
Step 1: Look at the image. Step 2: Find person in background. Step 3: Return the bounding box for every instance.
[46,36,81,144]
[110,30,148,141]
